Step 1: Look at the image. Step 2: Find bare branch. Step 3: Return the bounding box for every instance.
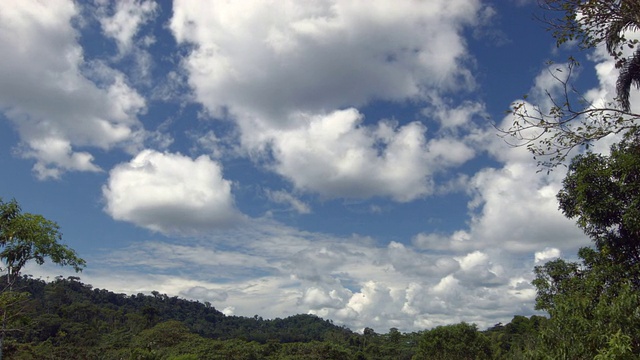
[498,58,640,169]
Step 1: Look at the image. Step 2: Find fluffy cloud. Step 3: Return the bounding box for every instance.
[386,242,459,278]
[465,163,586,253]
[0,0,147,179]
[454,251,504,287]
[425,97,487,129]
[534,248,561,263]
[103,150,242,234]
[299,286,351,310]
[64,221,542,332]
[408,61,595,258]
[302,245,538,330]
[268,109,474,201]
[170,0,486,200]
[171,0,482,120]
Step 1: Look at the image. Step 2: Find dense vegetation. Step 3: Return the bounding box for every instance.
[1,274,550,360]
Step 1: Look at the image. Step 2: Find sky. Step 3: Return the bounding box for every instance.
[0,0,631,333]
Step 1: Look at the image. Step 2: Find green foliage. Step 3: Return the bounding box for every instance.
[168,355,199,360]
[540,0,640,57]
[532,257,581,312]
[486,315,547,359]
[531,275,640,359]
[276,341,351,360]
[530,134,640,358]
[0,290,32,349]
[0,274,530,359]
[133,320,195,350]
[413,322,492,360]
[533,254,634,357]
[0,198,85,280]
[1,274,582,359]
[594,330,634,360]
[558,131,640,269]
[0,198,85,360]
[541,0,640,114]
[0,276,360,358]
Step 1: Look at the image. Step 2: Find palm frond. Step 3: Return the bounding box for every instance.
[616,48,640,111]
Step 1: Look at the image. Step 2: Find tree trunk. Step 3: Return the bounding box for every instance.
[0,268,14,360]
[0,308,5,360]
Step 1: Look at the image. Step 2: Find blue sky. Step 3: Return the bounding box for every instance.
[0,0,628,332]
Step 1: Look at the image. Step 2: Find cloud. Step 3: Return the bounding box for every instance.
[425,97,487,129]
[56,220,544,332]
[95,0,159,85]
[363,36,640,330]
[169,0,485,201]
[267,109,475,201]
[0,0,147,179]
[433,61,596,257]
[6,0,630,336]
[97,0,158,55]
[467,35,640,258]
[299,286,351,310]
[534,248,561,263]
[101,241,273,278]
[266,190,311,214]
[464,163,587,253]
[287,243,353,283]
[180,286,228,302]
[171,0,483,120]
[412,230,474,252]
[103,150,242,234]
[386,242,459,278]
[454,251,504,287]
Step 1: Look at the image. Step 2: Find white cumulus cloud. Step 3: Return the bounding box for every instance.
[169,0,486,201]
[534,247,561,264]
[268,109,475,201]
[0,0,147,179]
[171,0,482,120]
[103,150,242,234]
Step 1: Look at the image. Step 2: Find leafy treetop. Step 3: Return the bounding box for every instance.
[0,198,85,284]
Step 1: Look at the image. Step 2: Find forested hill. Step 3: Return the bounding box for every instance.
[3,274,548,359]
[12,275,350,340]
[3,275,355,358]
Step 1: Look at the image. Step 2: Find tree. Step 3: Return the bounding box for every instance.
[539,1,640,59]
[557,130,640,271]
[532,249,640,358]
[0,198,85,360]
[503,0,640,168]
[413,322,492,360]
[485,315,547,358]
[530,134,640,358]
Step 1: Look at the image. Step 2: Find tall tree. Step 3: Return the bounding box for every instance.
[531,133,640,358]
[557,130,640,270]
[503,0,640,168]
[0,198,85,360]
[532,249,639,358]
